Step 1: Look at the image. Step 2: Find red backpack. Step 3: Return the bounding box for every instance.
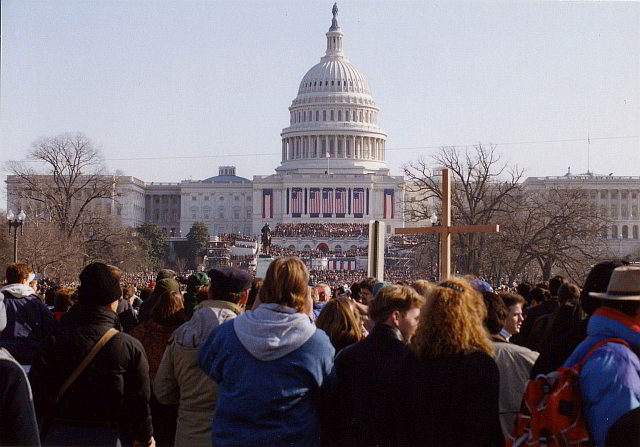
[507,337,629,447]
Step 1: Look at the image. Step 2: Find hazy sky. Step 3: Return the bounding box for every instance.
[2,0,639,190]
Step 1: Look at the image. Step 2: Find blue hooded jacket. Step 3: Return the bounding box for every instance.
[0,283,56,365]
[199,303,334,447]
[563,307,640,446]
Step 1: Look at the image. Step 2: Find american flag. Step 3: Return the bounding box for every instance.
[309,189,321,214]
[384,189,394,219]
[336,189,346,214]
[262,189,272,218]
[322,189,333,214]
[353,188,365,215]
[291,188,303,214]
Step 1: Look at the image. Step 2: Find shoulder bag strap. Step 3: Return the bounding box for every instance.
[578,337,630,369]
[55,328,119,402]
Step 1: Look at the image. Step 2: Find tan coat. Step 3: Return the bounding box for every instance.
[491,338,539,438]
[154,300,242,447]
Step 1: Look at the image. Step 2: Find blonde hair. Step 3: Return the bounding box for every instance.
[368,285,425,324]
[411,277,492,358]
[259,257,309,313]
[411,279,435,298]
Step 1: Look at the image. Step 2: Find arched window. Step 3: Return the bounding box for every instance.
[323,110,327,121]
[330,110,334,121]
[316,110,319,121]
[622,225,629,239]
[612,225,618,238]
[633,225,639,239]
[338,110,342,121]
[346,110,350,121]
[288,245,296,250]
[334,245,342,253]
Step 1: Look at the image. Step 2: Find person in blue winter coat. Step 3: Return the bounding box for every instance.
[199,257,334,447]
[563,265,640,447]
[0,263,56,365]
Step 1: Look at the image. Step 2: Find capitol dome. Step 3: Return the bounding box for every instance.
[278,3,388,174]
[297,59,371,96]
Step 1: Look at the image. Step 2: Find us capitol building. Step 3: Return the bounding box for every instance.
[6,5,640,256]
[6,5,404,252]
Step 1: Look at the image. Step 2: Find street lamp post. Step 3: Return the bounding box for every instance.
[7,210,26,263]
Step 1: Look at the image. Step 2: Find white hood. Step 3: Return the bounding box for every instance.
[173,307,223,349]
[0,283,36,299]
[233,303,316,361]
[173,301,242,349]
[0,293,6,333]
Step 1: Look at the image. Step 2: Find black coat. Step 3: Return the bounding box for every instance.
[512,299,559,348]
[29,304,153,443]
[0,349,40,446]
[530,317,589,377]
[331,324,411,447]
[391,349,503,447]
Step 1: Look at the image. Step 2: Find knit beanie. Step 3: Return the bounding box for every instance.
[78,262,123,306]
[152,278,181,300]
[372,281,392,298]
[187,272,210,289]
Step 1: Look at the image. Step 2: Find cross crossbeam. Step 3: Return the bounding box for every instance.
[395,169,500,281]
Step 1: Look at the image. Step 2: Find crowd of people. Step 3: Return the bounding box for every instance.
[271,223,369,238]
[0,258,638,446]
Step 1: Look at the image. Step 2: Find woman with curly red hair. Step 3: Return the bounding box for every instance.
[392,277,502,446]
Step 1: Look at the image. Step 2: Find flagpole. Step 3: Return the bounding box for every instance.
[587,133,591,175]
[326,151,330,175]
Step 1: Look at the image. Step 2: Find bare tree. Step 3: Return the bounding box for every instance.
[499,187,610,282]
[8,133,117,238]
[18,221,84,281]
[174,257,188,274]
[404,144,523,275]
[4,133,149,275]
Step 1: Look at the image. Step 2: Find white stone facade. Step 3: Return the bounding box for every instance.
[6,6,406,243]
[523,172,640,256]
[252,6,404,240]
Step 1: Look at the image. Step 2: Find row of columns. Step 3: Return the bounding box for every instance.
[281,135,385,162]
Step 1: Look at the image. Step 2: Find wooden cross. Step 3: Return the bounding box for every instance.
[395,168,500,281]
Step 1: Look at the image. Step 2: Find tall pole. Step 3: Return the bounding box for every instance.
[13,230,18,263]
[440,168,451,281]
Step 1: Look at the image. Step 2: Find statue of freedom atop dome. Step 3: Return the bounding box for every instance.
[331,3,339,30]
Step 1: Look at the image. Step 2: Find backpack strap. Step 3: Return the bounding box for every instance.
[55,328,119,402]
[577,337,630,369]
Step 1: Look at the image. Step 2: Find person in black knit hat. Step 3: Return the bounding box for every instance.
[29,262,155,447]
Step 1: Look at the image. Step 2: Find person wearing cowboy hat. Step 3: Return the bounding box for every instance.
[563,265,640,447]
